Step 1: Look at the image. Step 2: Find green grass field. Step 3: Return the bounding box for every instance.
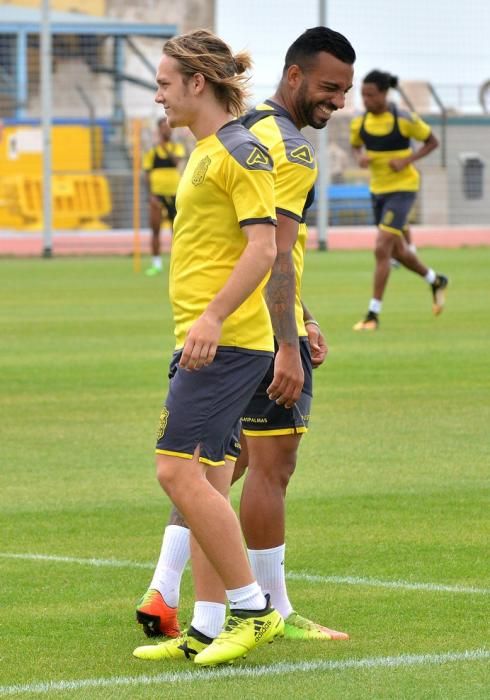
[1,248,489,699]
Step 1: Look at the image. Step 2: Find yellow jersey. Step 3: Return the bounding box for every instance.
[243,100,318,337]
[350,105,432,194]
[170,120,276,353]
[143,141,186,196]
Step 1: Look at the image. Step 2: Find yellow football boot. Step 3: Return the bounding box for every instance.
[133,627,210,661]
[284,611,349,640]
[194,605,284,667]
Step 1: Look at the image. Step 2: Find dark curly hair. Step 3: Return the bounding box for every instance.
[363,70,398,92]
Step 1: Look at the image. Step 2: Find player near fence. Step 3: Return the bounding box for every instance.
[350,70,448,330]
[143,117,185,275]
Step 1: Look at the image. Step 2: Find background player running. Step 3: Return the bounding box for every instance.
[350,70,448,331]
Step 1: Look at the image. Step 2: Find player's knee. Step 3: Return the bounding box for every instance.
[374,240,391,261]
[278,454,297,489]
[263,451,297,491]
[156,456,178,497]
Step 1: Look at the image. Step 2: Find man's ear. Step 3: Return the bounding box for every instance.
[191,72,206,96]
[286,64,303,89]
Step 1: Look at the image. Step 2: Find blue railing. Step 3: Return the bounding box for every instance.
[307,183,373,226]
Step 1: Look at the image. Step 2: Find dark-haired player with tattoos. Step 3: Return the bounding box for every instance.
[135,27,356,659]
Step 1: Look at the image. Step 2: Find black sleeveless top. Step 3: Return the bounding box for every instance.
[359,104,410,152]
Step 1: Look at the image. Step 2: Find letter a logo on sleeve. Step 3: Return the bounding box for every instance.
[246,147,271,167]
[290,145,313,164]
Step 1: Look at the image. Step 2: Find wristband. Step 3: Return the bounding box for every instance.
[304,319,320,329]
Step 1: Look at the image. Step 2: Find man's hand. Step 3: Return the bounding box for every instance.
[389,157,410,172]
[266,344,304,409]
[358,154,370,168]
[179,311,222,371]
[306,323,328,368]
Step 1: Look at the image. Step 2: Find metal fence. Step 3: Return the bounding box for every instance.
[1,1,489,257]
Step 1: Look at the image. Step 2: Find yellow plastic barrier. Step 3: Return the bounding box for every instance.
[0,174,112,230]
[0,179,24,228]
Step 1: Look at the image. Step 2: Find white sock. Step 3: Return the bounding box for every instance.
[248,544,293,619]
[408,243,417,254]
[424,269,436,285]
[191,601,226,639]
[152,255,162,269]
[368,298,382,314]
[149,525,190,607]
[226,581,266,611]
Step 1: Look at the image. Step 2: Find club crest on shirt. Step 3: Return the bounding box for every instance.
[192,156,211,185]
[157,406,169,440]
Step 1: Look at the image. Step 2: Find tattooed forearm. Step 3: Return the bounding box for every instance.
[265,250,298,344]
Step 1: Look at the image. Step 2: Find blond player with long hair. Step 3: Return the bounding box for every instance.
[134,30,284,667]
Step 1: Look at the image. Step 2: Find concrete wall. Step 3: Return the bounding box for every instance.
[437,121,490,225]
[106,0,214,33]
[22,0,215,120]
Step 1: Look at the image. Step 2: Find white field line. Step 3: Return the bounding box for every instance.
[1,552,489,595]
[0,553,153,570]
[0,649,488,696]
[287,571,490,595]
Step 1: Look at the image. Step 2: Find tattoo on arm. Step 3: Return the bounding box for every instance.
[167,505,188,528]
[265,250,298,344]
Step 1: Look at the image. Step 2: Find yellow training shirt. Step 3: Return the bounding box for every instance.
[245,101,318,337]
[350,106,431,194]
[170,120,276,353]
[143,141,186,196]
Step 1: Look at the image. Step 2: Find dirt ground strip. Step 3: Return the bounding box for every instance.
[1,225,489,257]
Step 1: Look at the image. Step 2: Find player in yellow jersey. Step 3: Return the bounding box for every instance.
[350,70,448,330]
[134,27,355,661]
[143,117,185,275]
[134,29,284,667]
[233,28,354,642]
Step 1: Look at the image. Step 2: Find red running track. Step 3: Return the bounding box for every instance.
[1,225,489,257]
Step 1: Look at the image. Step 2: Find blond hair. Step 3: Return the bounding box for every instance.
[163,29,252,117]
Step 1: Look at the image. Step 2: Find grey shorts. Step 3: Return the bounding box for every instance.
[241,338,312,436]
[371,191,416,235]
[156,348,272,466]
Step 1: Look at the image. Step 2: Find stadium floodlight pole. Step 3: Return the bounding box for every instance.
[41,0,53,258]
[316,0,329,251]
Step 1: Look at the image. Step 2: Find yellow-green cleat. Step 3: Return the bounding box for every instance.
[284,611,349,640]
[194,604,284,667]
[133,627,210,661]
